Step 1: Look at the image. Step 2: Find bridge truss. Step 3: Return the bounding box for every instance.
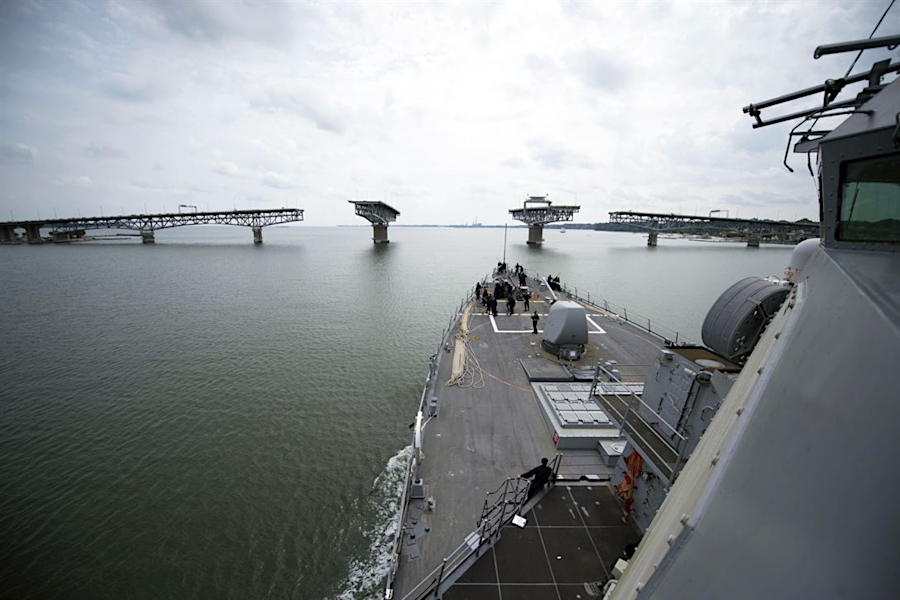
[609,211,820,238]
[509,196,580,226]
[42,208,304,233]
[0,208,304,244]
[349,201,400,225]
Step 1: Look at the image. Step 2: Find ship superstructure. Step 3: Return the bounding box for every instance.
[384,35,899,600]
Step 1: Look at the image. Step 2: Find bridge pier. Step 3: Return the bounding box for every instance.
[747,235,760,248]
[25,224,42,244]
[647,231,658,246]
[0,225,15,243]
[527,225,544,245]
[373,224,389,243]
[350,201,400,243]
[252,226,263,244]
[141,230,155,244]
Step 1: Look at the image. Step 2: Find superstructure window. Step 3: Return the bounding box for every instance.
[838,153,900,243]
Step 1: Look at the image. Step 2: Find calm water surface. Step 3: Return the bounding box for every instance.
[0,227,792,599]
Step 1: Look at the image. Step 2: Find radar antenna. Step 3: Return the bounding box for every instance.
[743,0,899,174]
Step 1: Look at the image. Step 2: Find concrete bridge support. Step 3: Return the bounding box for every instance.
[0,225,15,243]
[252,226,263,244]
[141,230,155,244]
[647,231,658,246]
[527,225,544,245]
[373,224,389,243]
[747,235,760,248]
[25,224,42,243]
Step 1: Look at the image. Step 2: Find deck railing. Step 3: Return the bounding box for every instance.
[591,364,690,487]
[384,282,484,600]
[534,273,697,346]
[400,454,563,600]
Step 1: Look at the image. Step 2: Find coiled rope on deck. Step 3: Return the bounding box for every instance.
[446,303,485,389]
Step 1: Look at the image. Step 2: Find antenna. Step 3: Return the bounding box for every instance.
[503,223,508,263]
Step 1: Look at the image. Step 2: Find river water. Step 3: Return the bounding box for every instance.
[0,226,792,599]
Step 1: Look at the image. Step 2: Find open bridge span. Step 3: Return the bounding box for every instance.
[509,196,579,245]
[349,201,400,243]
[609,210,820,247]
[0,208,304,245]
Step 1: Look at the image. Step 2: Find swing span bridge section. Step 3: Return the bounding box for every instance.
[509,196,580,245]
[0,208,304,245]
[608,210,821,247]
[349,200,400,243]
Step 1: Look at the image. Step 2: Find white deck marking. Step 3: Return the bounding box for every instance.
[485,314,606,334]
[489,314,543,334]
[586,316,607,334]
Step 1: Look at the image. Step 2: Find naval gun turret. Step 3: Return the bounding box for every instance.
[349,200,400,243]
[541,300,588,360]
[509,195,579,245]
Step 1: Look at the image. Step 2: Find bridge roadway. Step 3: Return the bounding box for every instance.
[0,208,304,244]
[510,196,580,245]
[349,200,400,243]
[609,210,820,247]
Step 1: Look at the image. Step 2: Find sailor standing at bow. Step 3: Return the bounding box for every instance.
[518,458,553,499]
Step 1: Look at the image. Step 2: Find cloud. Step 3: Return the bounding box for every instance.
[722,190,810,207]
[524,53,558,75]
[84,143,128,159]
[250,88,347,133]
[568,49,629,92]
[145,0,311,47]
[0,0,871,225]
[501,157,525,169]
[215,162,244,177]
[0,142,36,164]
[530,140,594,170]
[262,171,293,189]
[128,181,195,195]
[54,175,93,187]
[101,73,163,103]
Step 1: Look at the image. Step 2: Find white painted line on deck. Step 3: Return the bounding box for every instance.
[586,316,607,334]
[489,314,543,334]
[484,314,606,335]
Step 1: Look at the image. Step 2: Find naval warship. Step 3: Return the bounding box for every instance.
[382,35,899,600]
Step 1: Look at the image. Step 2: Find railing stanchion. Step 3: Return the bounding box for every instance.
[435,558,448,599]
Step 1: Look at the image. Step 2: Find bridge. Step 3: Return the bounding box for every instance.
[349,201,400,243]
[509,196,580,245]
[608,211,820,247]
[0,208,304,245]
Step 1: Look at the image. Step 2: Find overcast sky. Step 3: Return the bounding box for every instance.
[0,0,896,225]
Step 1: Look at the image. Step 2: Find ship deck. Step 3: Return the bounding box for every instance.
[394,275,666,597]
[445,483,641,599]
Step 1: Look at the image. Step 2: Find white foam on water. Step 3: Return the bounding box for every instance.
[332,445,411,600]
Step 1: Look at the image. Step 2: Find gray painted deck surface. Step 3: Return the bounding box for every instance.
[394,282,664,596]
[445,484,642,600]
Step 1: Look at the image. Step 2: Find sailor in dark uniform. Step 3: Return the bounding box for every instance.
[518,457,553,498]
